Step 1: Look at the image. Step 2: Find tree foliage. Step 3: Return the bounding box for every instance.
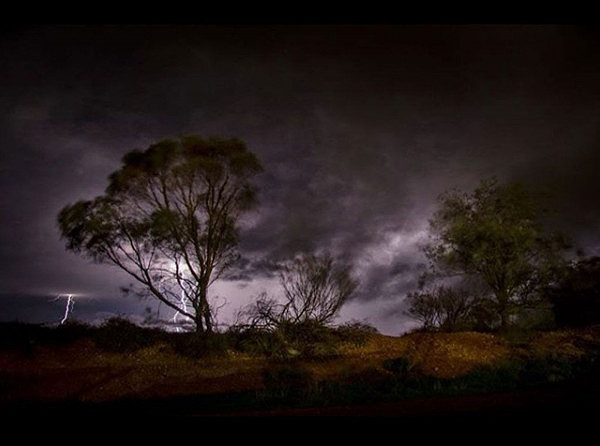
[424,178,568,330]
[58,136,262,332]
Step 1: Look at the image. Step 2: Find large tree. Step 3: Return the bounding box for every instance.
[58,136,263,332]
[424,178,568,330]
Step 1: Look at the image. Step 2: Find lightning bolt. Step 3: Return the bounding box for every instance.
[172,289,189,332]
[53,294,75,325]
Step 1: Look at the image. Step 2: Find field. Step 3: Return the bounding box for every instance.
[1,322,600,416]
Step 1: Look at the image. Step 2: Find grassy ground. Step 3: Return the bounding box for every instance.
[1,322,599,414]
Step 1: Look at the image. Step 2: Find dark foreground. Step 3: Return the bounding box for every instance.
[230,379,600,417]
[3,377,598,419]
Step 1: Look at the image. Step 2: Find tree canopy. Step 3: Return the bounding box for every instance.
[58,136,263,332]
[423,178,568,330]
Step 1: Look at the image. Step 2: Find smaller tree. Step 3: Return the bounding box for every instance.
[424,178,568,330]
[279,254,358,325]
[406,286,480,332]
[244,253,359,329]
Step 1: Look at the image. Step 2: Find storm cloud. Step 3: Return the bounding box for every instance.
[1,25,599,334]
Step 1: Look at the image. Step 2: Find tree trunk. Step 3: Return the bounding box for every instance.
[203,307,213,333]
[198,285,213,334]
[496,290,509,332]
[194,314,205,333]
[500,312,508,332]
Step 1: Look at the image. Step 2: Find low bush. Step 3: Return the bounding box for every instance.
[93,317,162,352]
[226,327,290,359]
[451,360,522,393]
[49,320,93,344]
[228,321,346,360]
[519,355,575,385]
[333,321,378,345]
[169,332,230,359]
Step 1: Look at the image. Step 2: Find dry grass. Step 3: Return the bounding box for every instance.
[0,340,264,402]
[313,331,510,379]
[526,325,600,359]
[2,327,599,403]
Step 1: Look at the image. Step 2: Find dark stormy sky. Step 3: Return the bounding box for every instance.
[1,25,599,334]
